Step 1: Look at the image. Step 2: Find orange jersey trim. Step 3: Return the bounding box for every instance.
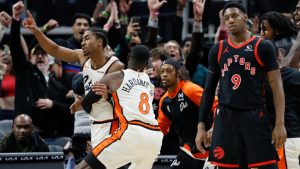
[92,92,128,156]
[128,120,161,131]
[277,146,287,169]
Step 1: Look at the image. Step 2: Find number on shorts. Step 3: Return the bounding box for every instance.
[139,93,150,114]
[231,74,241,90]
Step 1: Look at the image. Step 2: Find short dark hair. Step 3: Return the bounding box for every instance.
[31,44,46,55]
[129,45,150,69]
[73,13,91,26]
[87,27,109,47]
[222,2,247,15]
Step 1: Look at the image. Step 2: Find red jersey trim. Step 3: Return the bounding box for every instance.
[248,160,277,168]
[210,161,239,168]
[254,38,264,67]
[217,40,224,64]
[228,35,256,49]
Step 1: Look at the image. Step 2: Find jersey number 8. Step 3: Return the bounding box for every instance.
[139,93,150,114]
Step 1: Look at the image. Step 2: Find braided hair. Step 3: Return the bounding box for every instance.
[259,11,297,38]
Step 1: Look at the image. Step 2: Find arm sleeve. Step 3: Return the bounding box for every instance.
[198,71,220,123]
[208,44,221,75]
[258,39,279,72]
[198,44,220,123]
[10,19,28,73]
[81,90,102,113]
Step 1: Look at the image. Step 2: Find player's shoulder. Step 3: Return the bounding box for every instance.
[108,60,125,73]
[257,37,274,48]
[181,81,203,96]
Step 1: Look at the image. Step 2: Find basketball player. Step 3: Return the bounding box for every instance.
[22,11,124,147]
[195,2,286,169]
[76,45,163,169]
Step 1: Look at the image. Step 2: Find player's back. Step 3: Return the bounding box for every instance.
[112,69,157,125]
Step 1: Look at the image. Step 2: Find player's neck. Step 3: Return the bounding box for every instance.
[229,30,252,45]
[168,80,180,93]
[90,51,106,69]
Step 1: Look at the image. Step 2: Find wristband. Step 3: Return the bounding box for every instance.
[102,11,110,18]
[41,24,48,32]
[193,21,203,33]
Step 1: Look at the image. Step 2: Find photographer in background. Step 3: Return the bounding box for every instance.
[64,133,92,169]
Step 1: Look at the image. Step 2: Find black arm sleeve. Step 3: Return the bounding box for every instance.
[198,71,219,123]
[198,43,220,123]
[10,19,28,73]
[185,32,204,78]
[81,90,102,113]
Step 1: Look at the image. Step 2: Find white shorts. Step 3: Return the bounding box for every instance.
[90,119,118,148]
[278,137,300,169]
[87,123,163,169]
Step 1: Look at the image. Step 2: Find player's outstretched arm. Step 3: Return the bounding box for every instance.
[23,10,82,64]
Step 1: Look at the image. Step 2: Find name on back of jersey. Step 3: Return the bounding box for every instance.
[122,77,151,94]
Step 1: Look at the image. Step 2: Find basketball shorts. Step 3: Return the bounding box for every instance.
[277,137,300,169]
[91,119,118,148]
[86,123,163,169]
[209,105,278,168]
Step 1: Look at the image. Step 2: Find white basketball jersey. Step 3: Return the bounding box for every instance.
[112,69,157,125]
[82,56,118,121]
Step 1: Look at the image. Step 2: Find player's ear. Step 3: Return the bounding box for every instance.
[244,13,248,23]
[97,38,103,47]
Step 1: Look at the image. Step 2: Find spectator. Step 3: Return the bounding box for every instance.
[10,1,75,139]
[62,13,91,73]
[0,114,49,152]
[0,44,15,120]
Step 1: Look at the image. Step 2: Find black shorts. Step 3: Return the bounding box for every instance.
[209,105,278,168]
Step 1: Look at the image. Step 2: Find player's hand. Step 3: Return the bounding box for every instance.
[70,94,83,114]
[193,0,206,21]
[206,127,213,147]
[91,81,108,100]
[147,0,167,14]
[12,1,25,21]
[119,0,132,15]
[22,10,38,33]
[272,123,287,149]
[195,123,208,153]
[42,19,59,32]
[0,11,12,27]
[36,98,53,109]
